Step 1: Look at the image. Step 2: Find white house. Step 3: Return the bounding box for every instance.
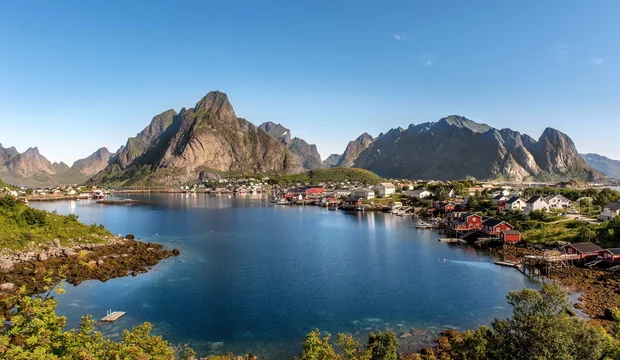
[524,195,550,214]
[351,188,375,200]
[600,200,620,221]
[491,194,509,204]
[545,194,572,209]
[405,189,433,199]
[376,183,396,198]
[504,196,527,211]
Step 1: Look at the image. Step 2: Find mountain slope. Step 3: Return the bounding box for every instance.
[581,153,620,179]
[91,91,303,186]
[322,154,341,167]
[0,147,90,187]
[353,115,600,182]
[258,121,323,170]
[72,147,113,176]
[337,133,374,167]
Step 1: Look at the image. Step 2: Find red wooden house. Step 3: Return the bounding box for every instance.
[287,186,325,200]
[450,213,483,231]
[598,248,620,263]
[342,198,363,210]
[434,201,456,213]
[562,243,604,261]
[500,230,521,244]
[481,218,514,236]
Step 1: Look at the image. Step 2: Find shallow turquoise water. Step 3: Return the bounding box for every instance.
[32,194,539,358]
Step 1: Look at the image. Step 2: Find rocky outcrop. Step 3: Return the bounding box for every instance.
[0,143,19,165]
[337,133,374,167]
[581,153,620,179]
[91,91,303,186]
[258,121,291,145]
[259,122,323,170]
[353,115,601,181]
[322,154,341,167]
[72,147,112,176]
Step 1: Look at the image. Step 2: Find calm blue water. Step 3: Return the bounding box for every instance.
[32,194,538,358]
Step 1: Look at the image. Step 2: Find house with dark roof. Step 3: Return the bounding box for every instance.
[482,218,515,236]
[598,248,620,263]
[449,213,483,231]
[600,200,620,221]
[505,196,527,211]
[562,242,604,261]
[524,195,550,215]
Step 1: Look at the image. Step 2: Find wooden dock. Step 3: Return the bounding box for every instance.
[101,311,126,322]
[494,260,522,268]
[438,238,461,243]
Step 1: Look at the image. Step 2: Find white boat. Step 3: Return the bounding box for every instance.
[415,220,433,229]
[276,199,289,205]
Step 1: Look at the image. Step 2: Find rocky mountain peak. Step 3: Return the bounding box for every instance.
[137,110,177,144]
[437,115,492,133]
[337,132,375,168]
[194,91,236,121]
[72,147,113,176]
[259,122,292,145]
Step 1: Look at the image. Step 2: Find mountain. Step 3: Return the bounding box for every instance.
[336,133,374,167]
[258,122,291,145]
[581,153,620,179]
[322,154,341,167]
[258,121,323,170]
[353,115,601,182]
[91,91,303,186]
[0,147,90,187]
[72,147,113,176]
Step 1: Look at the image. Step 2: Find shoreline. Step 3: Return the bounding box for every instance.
[0,235,180,315]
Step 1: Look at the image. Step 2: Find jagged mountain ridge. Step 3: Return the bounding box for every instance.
[581,153,620,179]
[0,144,120,187]
[322,154,341,168]
[352,115,601,181]
[91,91,303,186]
[336,133,374,167]
[258,121,323,170]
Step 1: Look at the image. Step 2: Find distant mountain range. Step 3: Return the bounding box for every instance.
[0,91,611,186]
[581,153,620,179]
[0,144,114,187]
[349,116,601,182]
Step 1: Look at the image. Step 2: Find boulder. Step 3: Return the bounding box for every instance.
[52,239,61,248]
[172,248,180,256]
[38,252,48,261]
[125,234,135,240]
[97,259,105,266]
[0,282,15,292]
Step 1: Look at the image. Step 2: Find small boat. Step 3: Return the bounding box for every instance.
[328,203,338,211]
[415,220,432,229]
[354,205,364,212]
[270,197,279,203]
[276,199,289,205]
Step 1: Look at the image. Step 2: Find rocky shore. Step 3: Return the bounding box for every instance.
[0,235,179,314]
[495,245,620,328]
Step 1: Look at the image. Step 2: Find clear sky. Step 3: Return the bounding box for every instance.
[1,0,618,164]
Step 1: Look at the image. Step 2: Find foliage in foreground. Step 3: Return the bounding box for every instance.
[0,195,112,250]
[408,283,618,360]
[0,287,195,359]
[4,282,620,359]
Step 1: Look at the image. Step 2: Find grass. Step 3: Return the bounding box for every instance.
[364,194,409,205]
[0,196,112,251]
[521,221,582,244]
[272,167,383,185]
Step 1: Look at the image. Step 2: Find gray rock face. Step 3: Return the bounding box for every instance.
[353,115,600,181]
[258,122,292,145]
[72,147,112,176]
[92,92,303,185]
[337,133,374,167]
[322,154,341,167]
[259,122,323,170]
[581,153,620,179]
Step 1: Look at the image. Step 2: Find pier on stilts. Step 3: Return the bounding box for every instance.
[521,251,580,276]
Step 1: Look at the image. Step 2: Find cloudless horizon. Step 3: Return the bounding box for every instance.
[1,0,619,164]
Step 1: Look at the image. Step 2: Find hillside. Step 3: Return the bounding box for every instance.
[271,167,383,185]
[581,153,620,179]
[259,121,323,170]
[91,91,303,186]
[353,116,601,182]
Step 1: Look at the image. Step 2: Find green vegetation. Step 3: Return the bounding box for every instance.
[0,285,195,359]
[0,196,111,250]
[271,167,384,185]
[410,283,618,360]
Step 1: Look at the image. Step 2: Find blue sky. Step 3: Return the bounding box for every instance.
[1,0,618,164]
